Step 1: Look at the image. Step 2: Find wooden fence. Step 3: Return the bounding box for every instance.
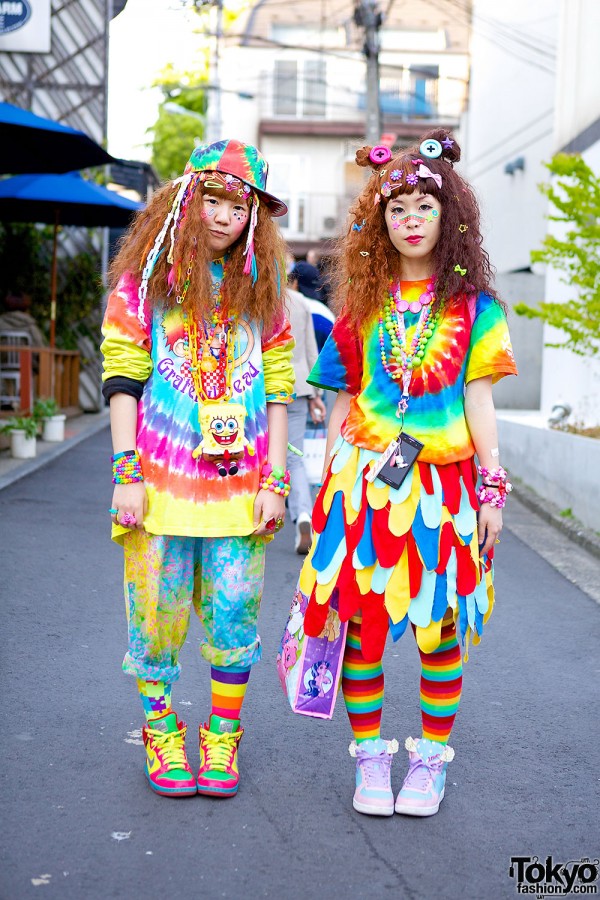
[0,345,80,415]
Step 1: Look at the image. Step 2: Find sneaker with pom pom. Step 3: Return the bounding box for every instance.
[394,736,454,816]
[349,737,398,816]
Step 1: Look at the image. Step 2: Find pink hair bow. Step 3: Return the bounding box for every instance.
[417,163,442,189]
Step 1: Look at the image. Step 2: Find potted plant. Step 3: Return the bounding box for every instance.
[1,414,38,459]
[33,397,66,442]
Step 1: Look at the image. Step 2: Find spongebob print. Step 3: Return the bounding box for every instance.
[193,402,255,476]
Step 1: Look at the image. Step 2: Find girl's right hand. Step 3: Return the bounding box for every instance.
[110,481,148,530]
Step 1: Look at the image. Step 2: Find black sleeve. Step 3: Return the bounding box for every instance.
[102,375,145,403]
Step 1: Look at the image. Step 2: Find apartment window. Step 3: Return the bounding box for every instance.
[274,60,298,116]
[303,58,326,117]
[273,58,326,118]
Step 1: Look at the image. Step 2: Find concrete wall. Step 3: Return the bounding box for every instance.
[498,412,600,532]
[494,272,544,409]
[464,0,559,274]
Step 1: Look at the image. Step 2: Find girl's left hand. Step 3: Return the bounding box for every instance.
[253,491,286,537]
[478,503,503,557]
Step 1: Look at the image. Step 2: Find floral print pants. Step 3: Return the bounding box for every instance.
[121,530,266,683]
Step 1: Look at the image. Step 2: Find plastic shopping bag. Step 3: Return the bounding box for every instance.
[276,584,347,719]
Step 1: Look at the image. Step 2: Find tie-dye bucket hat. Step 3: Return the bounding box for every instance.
[185,139,288,217]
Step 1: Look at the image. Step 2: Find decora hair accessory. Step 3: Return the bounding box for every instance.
[419,138,443,159]
[369,146,393,165]
[417,163,442,188]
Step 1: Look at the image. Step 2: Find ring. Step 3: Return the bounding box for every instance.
[108,507,118,515]
[120,512,137,527]
[274,517,284,532]
[265,516,276,532]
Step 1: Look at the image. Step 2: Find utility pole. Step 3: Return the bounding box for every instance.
[201,0,223,143]
[354,0,383,145]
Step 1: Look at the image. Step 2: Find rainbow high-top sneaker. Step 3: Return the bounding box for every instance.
[142,710,197,797]
[197,715,244,797]
[394,736,455,816]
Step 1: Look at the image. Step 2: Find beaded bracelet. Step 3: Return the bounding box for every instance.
[477,463,512,509]
[112,449,144,484]
[259,462,291,498]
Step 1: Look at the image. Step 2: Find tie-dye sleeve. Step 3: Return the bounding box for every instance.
[101,273,153,384]
[262,312,295,403]
[307,307,363,394]
[465,293,518,384]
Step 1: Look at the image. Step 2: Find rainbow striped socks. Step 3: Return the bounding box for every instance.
[210,665,251,722]
[342,616,385,742]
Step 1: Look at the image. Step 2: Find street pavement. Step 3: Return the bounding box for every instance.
[1,423,599,900]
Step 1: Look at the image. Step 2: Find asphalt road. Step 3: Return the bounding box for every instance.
[1,426,599,900]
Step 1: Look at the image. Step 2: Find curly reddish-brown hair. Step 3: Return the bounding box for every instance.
[331,128,500,325]
[108,177,287,329]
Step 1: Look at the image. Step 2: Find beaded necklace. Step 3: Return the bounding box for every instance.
[378,281,440,422]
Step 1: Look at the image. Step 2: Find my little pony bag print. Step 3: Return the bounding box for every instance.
[276,584,347,719]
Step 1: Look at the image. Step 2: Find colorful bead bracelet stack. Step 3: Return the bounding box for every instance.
[112,450,144,484]
[476,465,512,509]
[259,463,291,498]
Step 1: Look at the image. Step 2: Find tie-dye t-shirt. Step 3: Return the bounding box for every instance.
[308,279,517,464]
[101,261,295,540]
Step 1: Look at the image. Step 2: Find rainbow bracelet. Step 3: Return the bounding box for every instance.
[112,449,144,484]
[259,462,291,498]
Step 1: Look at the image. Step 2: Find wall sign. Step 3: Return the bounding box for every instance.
[0,0,50,52]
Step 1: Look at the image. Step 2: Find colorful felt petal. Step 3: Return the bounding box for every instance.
[408,567,437,628]
[389,614,409,642]
[415,616,443,654]
[411,504,440,571]
[383,547,411,624]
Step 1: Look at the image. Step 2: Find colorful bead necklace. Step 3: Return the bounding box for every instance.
[378,281,440,421]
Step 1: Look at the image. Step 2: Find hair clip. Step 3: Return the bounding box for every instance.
[381,182,392,198]
[454,264,467,276]
[369,146,392,165]
[459,224,468,233]
[374,192,381,205]
[352,219,366,232]
[442,137,454,150]
[406,173,419,186]
[360,251,370,257]
[420,139,443,159]
[390,169,402,182]
[411,159,423,166]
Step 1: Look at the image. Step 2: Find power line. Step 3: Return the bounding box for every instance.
[466,108,554,169]
[467,126,554,180]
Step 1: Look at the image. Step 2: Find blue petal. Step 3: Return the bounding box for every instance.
[356,506,377,567]
[420,472,443,528]
[408,567,436,628]
[312,491,345,570]
[390,615,409,641]
[411,504,440,571]
[431,571,448,621]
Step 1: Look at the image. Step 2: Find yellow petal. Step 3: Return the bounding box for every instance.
[384,548,411,623]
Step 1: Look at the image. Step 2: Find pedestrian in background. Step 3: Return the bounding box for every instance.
[291,260,335,351]
[286,268,327,554]
[297,130,517,818]
[101,139,294,799]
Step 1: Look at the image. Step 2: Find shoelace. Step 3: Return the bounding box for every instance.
[200,729,241,771]
[356,749,392,787]
[147,726,189,770]
[404,755,443,791]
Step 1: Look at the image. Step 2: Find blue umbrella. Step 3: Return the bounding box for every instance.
[0,101,116,174]
[0,171,143,345]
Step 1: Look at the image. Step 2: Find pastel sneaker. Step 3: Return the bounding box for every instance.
[197,715,244,797]
[349,737,399,816]
[394,736,455,817]
[142,710,197,797]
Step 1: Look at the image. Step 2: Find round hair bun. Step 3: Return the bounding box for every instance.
[419,128,461,164]
[355,146,374,168]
